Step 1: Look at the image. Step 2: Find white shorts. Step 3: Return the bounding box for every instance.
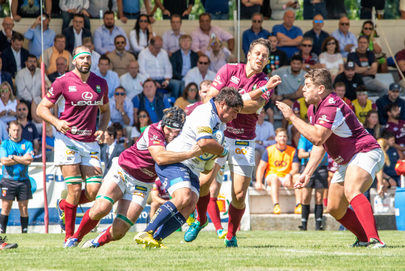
[331,148,385,184]
[104,158,153,207]
[265,174,290,186]
[54,132,101,168]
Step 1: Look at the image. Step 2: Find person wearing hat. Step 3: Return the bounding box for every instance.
[333,61,364,101]
[376,82,405,125]
[351,85,377,125]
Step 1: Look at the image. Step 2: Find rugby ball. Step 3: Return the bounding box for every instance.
[198,129,225,161]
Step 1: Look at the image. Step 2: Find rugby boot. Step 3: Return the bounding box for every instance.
[0,236,18,250]
[56,199,65,231]
[224,236,238,247]
[184,220,208,242]
[81,238,100,248]
[351,238,369,247]
[64,237,78,248]
[294,203,302,214]
[216,228,227,239]
[273,203,281,214]
[134,231,160,248]
[368,238,386,249]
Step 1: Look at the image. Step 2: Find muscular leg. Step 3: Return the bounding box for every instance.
[81,165,103,203]
[0,199,13,233]
[18,200,29,233]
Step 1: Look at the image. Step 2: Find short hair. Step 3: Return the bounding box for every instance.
[73,13,85,20]
[170,14,182,22]
[355,85,368,94]
[198,54,210,64]
[143,78,157,87]
[251,12,263,20]
[103,10,114,18]
[334,81,346,89]
[358,35,369,42]
[290,54,303,62]
[382,130,395,140]
[54,34,66,42]
[8,120,21,131]
[215,87,243,108]
[115,86,126,93]
[150,36,163,46]
[99,54,110,64]
[321,36,339,54]
[72,45,91,56]
[304,68,333,91]
[301,36,313,45]
[11,32,24,42]
[114,35,126,43]
[56,56,67,64]
[17,100,29,109]
[387,103,399,113]
[106,125,117,139]
[248,38,271,55]
[27,54,37,60]
[275,127,287,135]
[199,13,211,20]
[82,37,93,45]
[179,34,192,42]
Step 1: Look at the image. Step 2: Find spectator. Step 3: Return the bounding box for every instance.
[94,55,120,98]
[82,37,100,73]
[129,14,154,56]
[100,125,125,176]
[319,36,344,80]
[242,13,271,57]
[255,128,300,214]
[272,10,303,59]
[191,13,234,54]
[149,177,170,218]
[351,86,376,124]
[364,110,381,139]
[240,0,263,19]
[48,56,68,83]
[16,101,39,156]
[263,34,288,76]
[170,34,198,85]
[183,54,216,87]
[384,103,405,150]
[303,14,329,56]
[24,14,55,57]
[174,82,199,110]
[0,58,14,90]
[203,0,229,20]
[295,37,321,71]
[0,82,17,124]
[112,122,129,149]
[0,121,34,234]
[87,0,116,18]
[360,20,387,73]
[40,34,72,75]
[303,0,327,20]
[292,97,310,121]
[255,109,275,168]
[93,10,129,55]
[380,132,401,188]
[107,35,136,77]
[205,36,234,73]
[0,17,15,53]
[132,79,171,123]
[347,35,387,94]
[334,61,364,101]
[11,0,51,21]
[270,1,299,20]
[376,83,405,125]
[117,0,152,22]
[184,79,211,115]
[152,0,193,19]
[120,60,147,101]
[62,13,92,54]
[162,14,185,57]
[59,0,91,32]
[109,86,134,134]
[332,16,357,58]
[131,109,152,142]
[45,123,54,161]
[334,81,354,109]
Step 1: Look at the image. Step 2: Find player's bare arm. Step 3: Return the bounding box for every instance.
[295,145,326,188]
[94,102,111,142]
[240,96,266,114]
[37,98,71,134]
[148,144,203,166]
[197,138,226,157]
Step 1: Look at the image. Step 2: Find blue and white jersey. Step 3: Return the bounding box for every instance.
[166,99,225,176]
[0,139,34,181]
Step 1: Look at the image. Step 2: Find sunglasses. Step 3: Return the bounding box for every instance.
[189,88,198,92]
[301,44,312,47]
[327,42,336,45]
[363,27,373,30]
[0,88,9,93]
[18,108,27,111]
[340,23,349,26]
[314,20,323,23]
[252,20,262,23]
[114,92,126,96]
[199,61,209,65]
[139,114,148,118]
[139,20,148,23]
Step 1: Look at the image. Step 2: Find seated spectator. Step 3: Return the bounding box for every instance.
[132,79,171,123]
[295,37,321,72]
[184,79,211,115]
[131,109,152,143]
[93,10,129,55]
[24,14,55,57]
[334,81,354,109]
[59,0,91,32]
[94,55,120,98]
[62,13,92,54]
[376,83,405,125]
[351,85,376,124]
[347,35,387,94]
[303,14,329,56]
[129,14,154,56]
[263,34,288,76]
[242,13,271,57]
[384,103,405,151]
[364,110,381,139]
[292,97,310,121]
[11,0,51,21]
[82,37,100,73]
[0,58,13,91]
[170,34,198,82]
[48,56,68,83]
[112,122,129,149]
[255,128,300,214]
[40,34,72,75]
[334,61,364,101]
[360,20,387,73]
[109,87,134,133]
[0,17,16,53]
[2,32,29,78]
[191,13,234,54]
[120,60,147,101]
[379,132,401,188]
[332,16,357,58]
[319,36,344,80]
[203,0,229,20]
[183,54,216,88]
[205,36,234,73]
[149,177,170,219]
[174,82,199,110]
[162,14,185,57]
[107,35,136,77]
[0,82,17,124]
[100,125,125,176]
[272,10,303,59]
[45,123,54,161]
[255,109,275,168]
[270,1,299,20]
[16,101,39,156]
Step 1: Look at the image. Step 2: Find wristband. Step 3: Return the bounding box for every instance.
[220,148,228,157]
[260,86,268,93]
[242,93,251,101]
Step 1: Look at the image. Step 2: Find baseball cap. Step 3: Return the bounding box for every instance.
[344,61,355,70]
[389,83,401,92]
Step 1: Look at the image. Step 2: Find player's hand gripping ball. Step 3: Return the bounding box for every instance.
[198,129,225,161]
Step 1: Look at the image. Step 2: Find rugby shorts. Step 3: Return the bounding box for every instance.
[0,178,32,201]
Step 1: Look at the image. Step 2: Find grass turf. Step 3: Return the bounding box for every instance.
[1,230,404,270]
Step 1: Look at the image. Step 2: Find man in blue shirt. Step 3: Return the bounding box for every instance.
[94,55,120,98]
[272,10,303,59]
[332,16,357,58]
[242,13,271,57]
[24,13,55,57]
[0,121,34,234]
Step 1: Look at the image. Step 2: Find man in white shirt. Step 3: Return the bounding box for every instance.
[82,37,100,73]
[162,14,185,57]
[183,54,216,87]
[120,60,147,101]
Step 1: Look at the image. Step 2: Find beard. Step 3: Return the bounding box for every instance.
[76,63,91,74]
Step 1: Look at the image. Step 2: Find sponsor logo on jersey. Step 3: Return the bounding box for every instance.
[48,87,54,96]
[68,86,77,92]
[96,85,101,93]
[152,141,161,145]
[70,126,92,135]
[140,168,156,177]
[214,75,222,84]
[230,76,240,85]
[235,140,249,146]
[21,144,26,150]
[318,114,329,124]
[197,126,213,134]
[82,92,93,100]
[135,185,147,192]
[335,156,344,164]
[71,100,103,106]
[328,98,336,104]
[273,160,287,167]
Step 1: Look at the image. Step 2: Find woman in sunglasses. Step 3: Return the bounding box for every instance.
[129,14,155,56]
[360,21,387,73]
[131,109,152,143]
[174,82,200,110]
[319,36,344,81]
[0,82,17,124]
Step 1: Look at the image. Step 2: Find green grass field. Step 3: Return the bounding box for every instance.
[1,231,404,270]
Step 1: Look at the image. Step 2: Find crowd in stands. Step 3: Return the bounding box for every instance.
[0,1,404,221]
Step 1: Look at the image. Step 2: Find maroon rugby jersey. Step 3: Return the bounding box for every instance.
[384,120,405,147]
[184,101,203,116]
[45,71,109,142]
[153,178,170,200]
[212,63,271,140]
[307,92,379,165]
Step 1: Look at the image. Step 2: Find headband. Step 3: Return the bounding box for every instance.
[73,51,91,60]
